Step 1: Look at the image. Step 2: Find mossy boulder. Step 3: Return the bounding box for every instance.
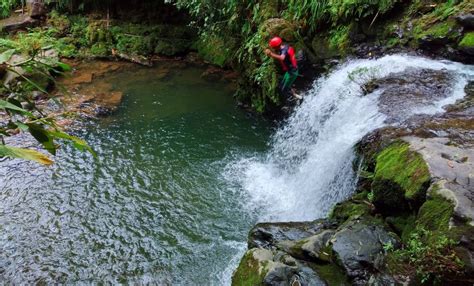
[417,193,454,232]
[154,39,191,56]
[371,142,430,215]
[329,192,372,222]
[232,249,272,286]
[459,32,474,55]
[311,35,341,62]
[260,18,296,42]
[196,35,235,67]
[280,230,335,263]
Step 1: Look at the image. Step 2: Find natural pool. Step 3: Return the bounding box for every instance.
[0,64,272,284]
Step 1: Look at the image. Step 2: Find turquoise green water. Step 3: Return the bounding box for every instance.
[0,64,271,284]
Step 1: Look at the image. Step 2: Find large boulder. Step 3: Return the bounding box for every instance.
[331,219,400,285]
[248,219,338,249]
[232,248,328,286]
[279,230,335,263]
[456,14,474,29]
[458,32,474,56]
[371,141,431,215]
[260,18,297,42]
[404,136,474,225]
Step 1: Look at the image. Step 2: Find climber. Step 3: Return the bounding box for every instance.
[264,36,302,100]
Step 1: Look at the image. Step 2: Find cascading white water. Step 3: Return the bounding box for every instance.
[225,54,474,223]
[218,54,474,285]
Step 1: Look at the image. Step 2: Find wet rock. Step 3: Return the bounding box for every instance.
[1,16,39,33]
[248,219,339,249]
[367,273,398,286]
[279,230,335,263]
[418,35,450,50]
[367,68,454,123]
[331,219,400,285]
[232,248,333,286]
[456,14,474,29]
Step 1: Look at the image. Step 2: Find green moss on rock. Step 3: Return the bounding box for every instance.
[232,249,268,286]
[417,194,454,232]
[313,263,351,285]
[330,197,372,222]
[197,35,234,67]
[386,214,416,242]
[414,20,457,40]
[372,142,430,206]
[459,32,474,48]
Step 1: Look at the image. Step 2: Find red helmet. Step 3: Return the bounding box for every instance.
[269,37,282,48]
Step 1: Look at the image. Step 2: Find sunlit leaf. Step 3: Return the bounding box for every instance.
[57,62,72,72]
[0,99,34,116]
[49,130,96,156]
[15,121,29,131]
[0,49,15,64]
[0,144,53,165]
[27,123,57,155]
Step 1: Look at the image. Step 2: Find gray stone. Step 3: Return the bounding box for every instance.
[367,273,397,286]
[279,230,335,262]
[233,248,328,286]
[456,14,474,29]
[404,136,474,225]
[331,220,400,285]
[248,219,338,249]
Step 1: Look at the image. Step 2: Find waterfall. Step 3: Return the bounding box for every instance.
[225,54,474,223]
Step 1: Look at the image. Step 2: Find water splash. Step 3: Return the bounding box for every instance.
[225,55,474,223]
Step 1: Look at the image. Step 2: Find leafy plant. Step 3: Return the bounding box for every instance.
[390,228,463,284]
[0,48,94,165]
[0,0,23,19]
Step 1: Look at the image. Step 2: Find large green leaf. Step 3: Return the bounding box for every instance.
[0,144,53,165]
[0,100,34,116]
[57,61,72,72]
[0,49,15,64]
[49,130,96,156]
[27,123,57,155]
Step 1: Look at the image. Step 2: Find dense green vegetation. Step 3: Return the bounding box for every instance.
[2,0,472,113]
